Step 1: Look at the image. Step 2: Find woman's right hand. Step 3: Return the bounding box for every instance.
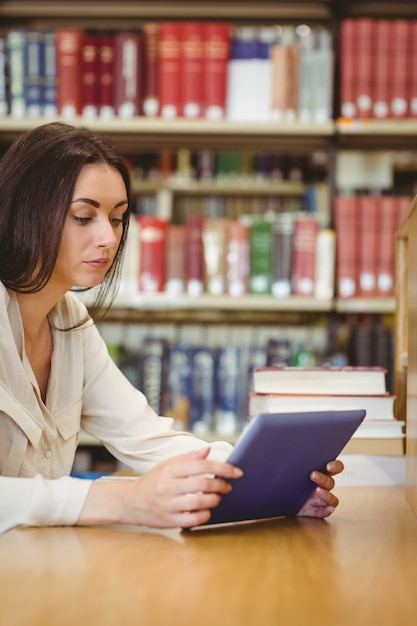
[78,447,243,529]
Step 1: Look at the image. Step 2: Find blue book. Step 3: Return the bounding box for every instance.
[166,343,192,430]
[214,346,242,436]
[0,38,7,115]
[139,337,169,415]
[189,346,215,436]
[24,29,43,117]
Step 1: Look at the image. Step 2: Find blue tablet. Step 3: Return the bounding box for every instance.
[197,409,366,528]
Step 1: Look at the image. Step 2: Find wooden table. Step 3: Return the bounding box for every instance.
[1,485,417,626]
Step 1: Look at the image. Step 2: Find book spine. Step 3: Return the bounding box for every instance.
[180,21,204,119]
[81,32,99,119]
[202,217,229,295]
[189,346,215,436]
[0,37,7,116]
[114,31,143,118]
[311,27,333,123]
[253,26,274,123]
[139,337,169,416]
[226,220,250,297]
[339,19,356,118]
[203,22,230,120]
[334,194,359,298]
[358,196,378,296]
[376,196,396,297]
[7,29,26,118]
[158,22,181,119]
[214,347,242,436]
[56,28,83,117]
[249,219,273,294]
[315,228,336,299]
[390,20,410,119]
[297,29,315,123]
[410,20,417,118]
[185,215,205,296]
[24,29,43,117]
[271,212,295,298]
[225,26,256,122]
[97,34,115,119]
[138,216,167,293]
[373,19,390,119]
[142,23,159,116]
[165,223,186,295]
[291,215,319,296]
[42,30,57,117]
[165,343,192,430]
[355,18,374,119]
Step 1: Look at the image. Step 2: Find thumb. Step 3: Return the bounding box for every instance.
[184,446,211,460]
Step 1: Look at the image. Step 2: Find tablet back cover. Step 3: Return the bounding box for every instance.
[206,409,366,526]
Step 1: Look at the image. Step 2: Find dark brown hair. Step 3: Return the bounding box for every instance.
[0,122,131,321]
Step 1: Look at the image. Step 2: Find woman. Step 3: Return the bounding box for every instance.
[0,122,343,534]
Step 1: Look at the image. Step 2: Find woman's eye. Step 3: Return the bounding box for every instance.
[111,218,124,227]
[74,216,91,225]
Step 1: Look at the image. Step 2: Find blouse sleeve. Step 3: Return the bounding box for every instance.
[79,311,233,474]
[0,474,92,534]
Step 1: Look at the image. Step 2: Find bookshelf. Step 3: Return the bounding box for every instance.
[0,0,415,457]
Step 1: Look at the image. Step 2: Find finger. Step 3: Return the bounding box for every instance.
[169,475,233,498]
[169,457,243,481]
[312,486,340,508]
[325,459,344,476]
[310,470,335,491]
[176,491,222,514]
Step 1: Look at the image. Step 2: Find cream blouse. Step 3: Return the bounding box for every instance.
[0,284,232,533]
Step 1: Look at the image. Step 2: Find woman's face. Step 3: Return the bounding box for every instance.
[52,163,128,291]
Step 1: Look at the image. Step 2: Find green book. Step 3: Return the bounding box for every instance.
[249,219,274,294]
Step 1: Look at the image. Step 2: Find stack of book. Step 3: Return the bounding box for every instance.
[249,366,404,455]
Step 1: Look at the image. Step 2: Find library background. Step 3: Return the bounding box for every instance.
[1,0,416,474]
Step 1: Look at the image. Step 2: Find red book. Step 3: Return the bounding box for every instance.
[81,32,99,118]
[334,194,359,298]
[372,20,390,119]
[142,23,159,116]
[409,20,417,118]
[114,31,143,118]
[358,196,378,297]
[180,22,204,118]
[339,19,356,119]
[165,223,186,295]
[390,20,410,119]
[291,215,319,296]
[138,216,167,293]
[202,217,230,295]
[376,196,396,297]
[56,28,83,117]
[158,22,181,119]
[226,220,250,297]
[185,215,205,296]
[203,22,230,120]
[355,18,374,119]
[97,33,115,119]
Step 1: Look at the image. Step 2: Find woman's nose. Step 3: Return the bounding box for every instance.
[97,220,119,247]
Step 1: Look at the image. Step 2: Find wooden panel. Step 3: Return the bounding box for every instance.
[396,195,417,515]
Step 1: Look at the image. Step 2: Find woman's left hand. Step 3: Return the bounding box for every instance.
[297,459,344,518]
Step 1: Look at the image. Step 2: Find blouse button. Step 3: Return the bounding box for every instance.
[45,450,52,459]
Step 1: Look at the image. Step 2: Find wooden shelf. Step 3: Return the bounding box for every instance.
[0,117,335,152]
[131,179,307,197]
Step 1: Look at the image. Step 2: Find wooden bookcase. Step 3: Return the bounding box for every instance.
[395,197,417,513]
[1,0,417,459]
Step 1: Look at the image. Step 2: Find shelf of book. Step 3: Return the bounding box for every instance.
[131,179,307,197]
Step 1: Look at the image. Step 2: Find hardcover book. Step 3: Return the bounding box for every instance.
[24,29,43,117]
[249,218,273,294]
[97,33,115,119]
[271,212,295,297]
[114,31,143,118]
[56,27,83,117]
[203,22,230,120]
[81,31,99,119]
[358,196,378,297]
[185,215,205,296]
[253,366,388,396]
[334,194,359,298]
[142,23,159,116]
[6,29,26,118]
[158,22,181,119]
[291,215,319,297]
[189,346,215,436]
[42,30,57,117]
[180,21,204,118]
[226,220,250,297]
[214,346,243,436]
[138,215,167,293]
[139,337,169,416]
